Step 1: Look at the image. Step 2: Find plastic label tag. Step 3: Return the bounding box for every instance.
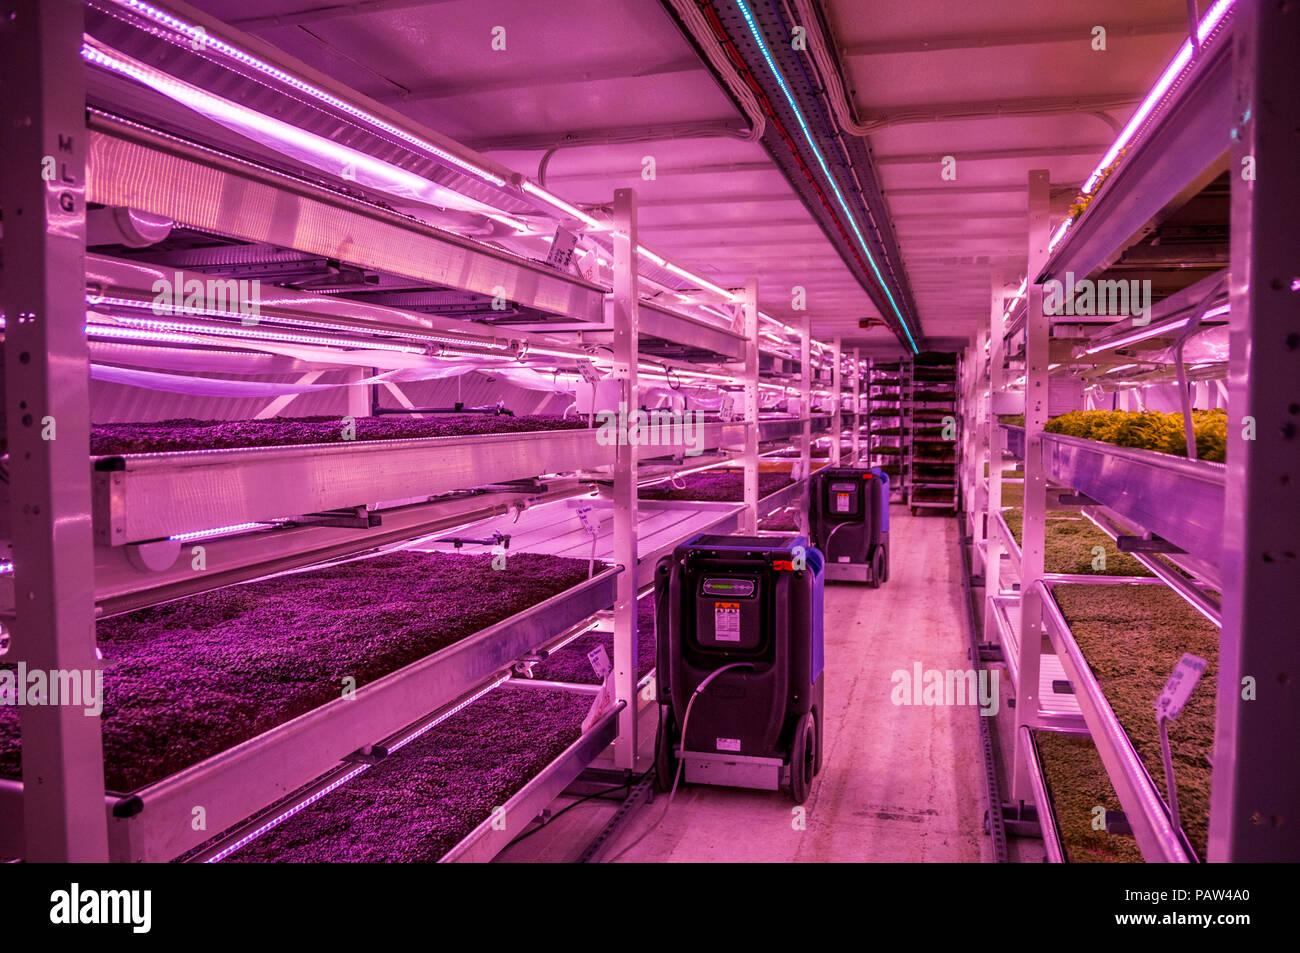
[714,602,741,642]
[576,506,599,535]
[545,226,579,270]
[1156,653,1208,720]
[586,645,611,679]
[719,395,736,422]
[576,359,601,384]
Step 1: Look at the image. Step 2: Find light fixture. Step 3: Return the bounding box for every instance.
[105,1,509,187]
[520,181,603,230]
[663,262,735,301]
[1051,0,1236,251]
[1079,304,1228,356]
[733,0,918,353]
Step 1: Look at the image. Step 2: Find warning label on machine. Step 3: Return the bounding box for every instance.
[714,602,741,642]
[716,737,741,752]
[834,491,852,513]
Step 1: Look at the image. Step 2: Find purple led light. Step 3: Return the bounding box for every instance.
[104,1,508,187]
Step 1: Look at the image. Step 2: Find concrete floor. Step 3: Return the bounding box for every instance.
[498,506,997,862]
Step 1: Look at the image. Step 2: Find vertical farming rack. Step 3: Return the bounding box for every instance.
[0,0,851,863]
[866,359,908,499]
[908,352,960,515]
[961,0,1298,864]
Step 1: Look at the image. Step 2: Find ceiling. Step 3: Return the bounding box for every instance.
[185,0,1192,352]
[821,0,1191,341]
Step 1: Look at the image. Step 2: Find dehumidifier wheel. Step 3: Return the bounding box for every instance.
[869,547,885,589]
[654,705,679,793]
[880,543,890,583]
[790,712,816,804]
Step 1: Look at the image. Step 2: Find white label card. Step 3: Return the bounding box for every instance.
[576,359,601,384]
[576,506,599,535]
[719,395,736,421]
[1155,653,1208,720]
[587,645,612,679]
[717,737,742,752]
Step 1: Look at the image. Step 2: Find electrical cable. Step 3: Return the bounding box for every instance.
[666,0,766,142]
[607,661,755,862]
[506,767,655,849]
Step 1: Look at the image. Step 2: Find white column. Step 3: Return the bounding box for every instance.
[1012,170,1053,800]
[611,189,640,769]
[1210,0,1300,862]
[983,280,1009,646]
[830,336,843,466]
[1,0,109,861]
[741,279,760,533]
[851,347,861,465]
[799,319,812,535]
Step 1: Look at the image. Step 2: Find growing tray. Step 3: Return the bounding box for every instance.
[213,683,617,863]
[1038,580,1216,862]
[0,553,617,862]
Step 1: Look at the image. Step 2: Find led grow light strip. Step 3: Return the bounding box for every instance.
[520,181,603,230]
[106,0,508,187]
[205,671,510,862]
[385,674,511,753]
[92,315,425,354]
[732,0,917,353]
[89,294,509,352]
[1079,304,1229,355]
[539,619,605,656]
[169,522,273,542]
[205,761,372,863]
[1049,0,1236,251]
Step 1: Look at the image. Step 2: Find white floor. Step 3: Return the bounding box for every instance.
[497,507,996,862]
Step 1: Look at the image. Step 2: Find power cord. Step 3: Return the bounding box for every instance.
[507,766,655,849]
[607,661,755,862]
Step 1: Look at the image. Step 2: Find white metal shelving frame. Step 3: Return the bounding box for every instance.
[0,0,842,862]
[865,358,907,498]
[908,354,961,514]
[963,0,1298,863]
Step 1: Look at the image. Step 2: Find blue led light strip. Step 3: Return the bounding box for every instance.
[732,0,918,353]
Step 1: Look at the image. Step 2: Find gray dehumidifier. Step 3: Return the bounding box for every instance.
[808,466,890,585]
[654,533,825,803]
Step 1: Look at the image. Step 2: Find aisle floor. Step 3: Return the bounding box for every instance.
[497,507,994,862]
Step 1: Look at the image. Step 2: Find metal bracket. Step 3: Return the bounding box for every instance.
[1116,533,1186,554]
[440,531,511,550]
[1105,810,1134,837]
[1054,492,1100,506]
[996,800,1042,839]
[296,506,382,529]
[576,773,656,863]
